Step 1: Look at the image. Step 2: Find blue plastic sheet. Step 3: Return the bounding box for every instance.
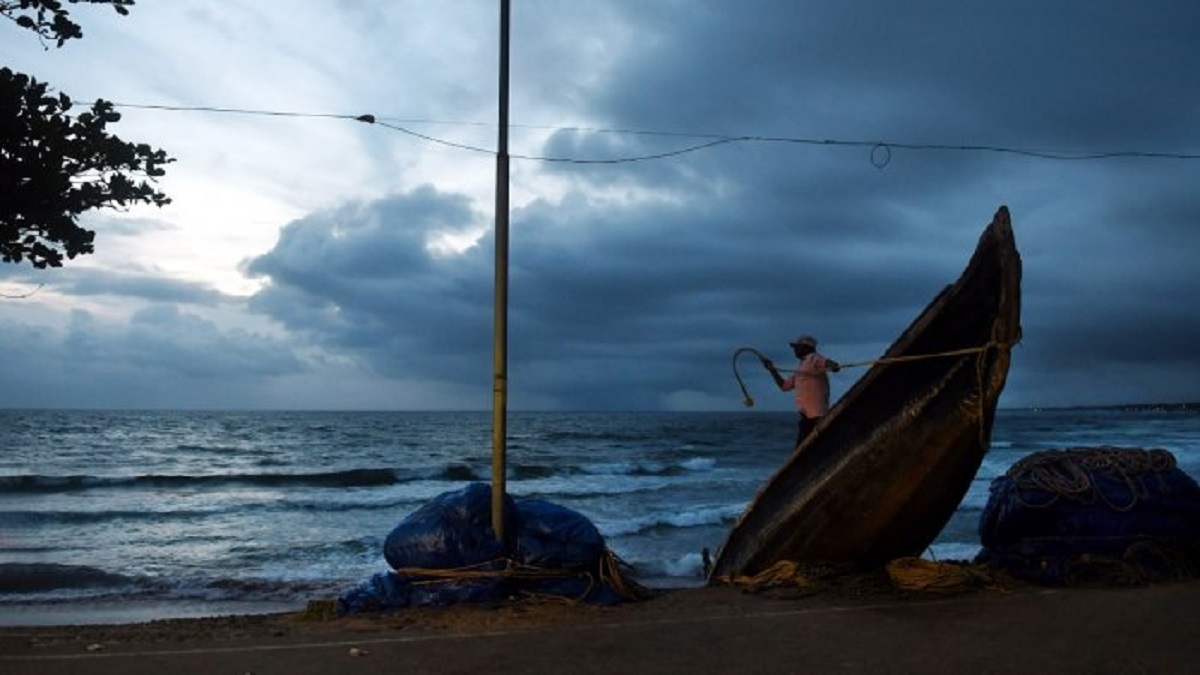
[339,483,634,615]
[514,498,605,569]
[338,570,412,613]
[383,482,516,571]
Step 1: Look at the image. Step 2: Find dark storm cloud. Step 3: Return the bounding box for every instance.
[589,0,1199,147]
[244,187,497,383]
[238,175,1000,409]
[0,245,230,307]
[114,305,303,378]
[14,1,1188,410]
[509,0,1200,408]
[0,304,305,409]
[49,268,230,306]
[237,0,1199,408]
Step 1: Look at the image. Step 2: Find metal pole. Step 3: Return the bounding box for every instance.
[491,0,511,543]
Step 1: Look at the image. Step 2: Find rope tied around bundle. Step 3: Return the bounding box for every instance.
[392,549,651,602]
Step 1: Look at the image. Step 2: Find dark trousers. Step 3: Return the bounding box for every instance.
[796,414,820,447]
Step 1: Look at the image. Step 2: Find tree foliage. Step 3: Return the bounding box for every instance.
[2,0,172,268]
[1,68,173,267]
[1,0,134,47]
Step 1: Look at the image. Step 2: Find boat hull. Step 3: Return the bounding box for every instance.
[710,206,1022,580]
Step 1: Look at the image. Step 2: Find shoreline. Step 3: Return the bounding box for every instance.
[0,573,708,629]
[0,599,303,628]
[3,578,1200,673]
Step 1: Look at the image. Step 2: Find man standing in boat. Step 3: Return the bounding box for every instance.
[761,335,840,447]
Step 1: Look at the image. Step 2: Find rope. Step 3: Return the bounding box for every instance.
[391,549,651,602]
[719,560,819,591]
[598,549,654,600]
[1007,446,1178,513]
[394,558,577,582]
[885,557,990,593]
[720,558,995,594]
[731,342,1002,408]
[731,347,768,407]
[836,343,999,369]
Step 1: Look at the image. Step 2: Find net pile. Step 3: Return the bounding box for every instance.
[978,446,1200,585]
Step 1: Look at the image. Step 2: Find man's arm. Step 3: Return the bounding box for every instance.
[761,357,787,388]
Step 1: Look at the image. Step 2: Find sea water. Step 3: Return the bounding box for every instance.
[1,407,1197,625]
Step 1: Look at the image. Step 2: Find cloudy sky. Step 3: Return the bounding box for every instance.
[2,0,1197,411]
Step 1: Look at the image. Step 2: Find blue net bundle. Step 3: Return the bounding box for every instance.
[337,483,648,615]
[978,446,1200,585]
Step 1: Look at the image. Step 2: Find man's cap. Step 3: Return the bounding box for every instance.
[789,334,817,348]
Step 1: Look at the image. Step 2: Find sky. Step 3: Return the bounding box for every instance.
[1,0,1198,411]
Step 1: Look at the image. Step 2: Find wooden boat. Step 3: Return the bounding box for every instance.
[710,206,1022,580]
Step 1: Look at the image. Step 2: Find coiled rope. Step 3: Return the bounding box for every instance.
[1007,446,1178,512]
[721,560,816,591]
[885,557,993,593]
[715,559,856,591]
[719,557,994,594]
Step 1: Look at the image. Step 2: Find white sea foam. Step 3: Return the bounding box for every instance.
[1,408,1195,620]
[663,550,705,577]
[926,542,982,562]
[596,503,743,537]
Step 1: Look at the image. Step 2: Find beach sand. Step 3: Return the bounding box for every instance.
[3,573,1199,674]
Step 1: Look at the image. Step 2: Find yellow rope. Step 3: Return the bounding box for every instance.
[393,558,530,581]
[392,549,651,601]
[732,342,1007,408]
[714,558,995,594]
[836,342,1000,369]
[731,347,768,407]
[598,548,654,600]
[718,560,818,591]
[885,557,988,593]
[1008,446,1178,513]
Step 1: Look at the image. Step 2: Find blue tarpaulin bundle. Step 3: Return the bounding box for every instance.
[382,482,517,571]
[978,446,1200,585]
[338,483,644,615]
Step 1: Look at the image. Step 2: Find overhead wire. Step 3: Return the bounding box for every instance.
[109,101,1200,166]
[110,102,361,121]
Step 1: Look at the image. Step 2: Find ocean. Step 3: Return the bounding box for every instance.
[2,407,1198,625]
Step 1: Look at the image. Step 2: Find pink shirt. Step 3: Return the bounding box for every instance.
[779,353,832,417]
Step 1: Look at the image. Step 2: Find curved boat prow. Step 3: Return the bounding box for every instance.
[710,206,1022,581]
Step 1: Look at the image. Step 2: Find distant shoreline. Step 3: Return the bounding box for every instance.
[1,403,1197,413]
[1014,402,1198,413]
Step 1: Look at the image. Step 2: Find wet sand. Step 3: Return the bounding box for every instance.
[3,573,1199,674]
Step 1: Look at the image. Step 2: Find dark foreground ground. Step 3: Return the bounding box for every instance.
[2,573,1199,674]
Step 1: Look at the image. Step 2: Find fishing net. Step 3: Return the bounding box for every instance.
[977,446,1200,585]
